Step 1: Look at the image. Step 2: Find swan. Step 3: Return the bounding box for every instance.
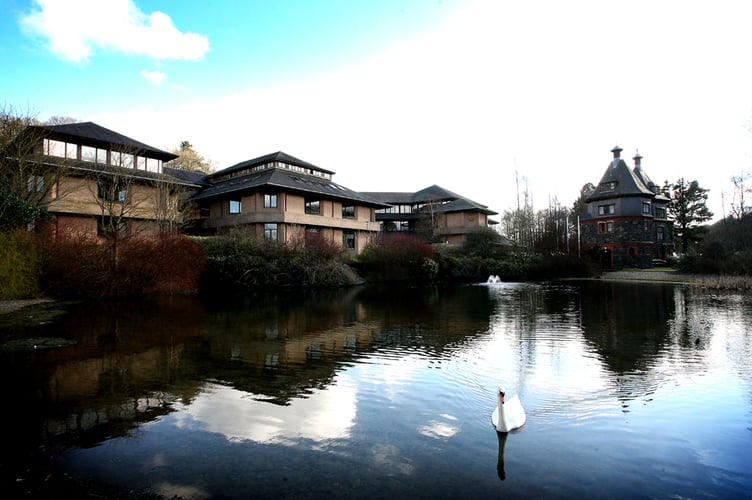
[491,386,526,432]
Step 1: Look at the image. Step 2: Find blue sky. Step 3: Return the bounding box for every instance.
[3,0,752,220]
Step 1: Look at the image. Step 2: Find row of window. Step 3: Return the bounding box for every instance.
[375,201,450,215]
[597,220,666,240]
[228,196,355,218]
[215,161,333,183]
[598,202,667,219]
[43,139,163,173]
[260,222,356,249]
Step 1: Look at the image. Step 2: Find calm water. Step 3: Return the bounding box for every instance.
[1,281,750,499]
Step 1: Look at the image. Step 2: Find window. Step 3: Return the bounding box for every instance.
[644,220,650,231]
[229,200,242,214]
[655,208,667,219]
[264,223,278,240]
[96,148,108,164]
[598,204,615,216]
[44,139,66,157]
[264,194,278,208]
[81,146,96,162]
[27,175,44,192]
[642,202,651,214]
[97,217,127,238]
[136,156,146,170]
[342,205,355,218]
[121,153,134,169]
[657,226,665,241]
[97,180,127,203]
[305,199,320,215]
[343,230,355,249]
[65,143,78,160]
[146,158,161,173]
[598,221,614,234]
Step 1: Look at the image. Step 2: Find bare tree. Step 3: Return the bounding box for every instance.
[0,106,73,231]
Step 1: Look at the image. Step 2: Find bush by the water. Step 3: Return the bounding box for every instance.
[198,231,361,289]
[358,233,438,283]
[41,232,205,298]
[0,229,41,299]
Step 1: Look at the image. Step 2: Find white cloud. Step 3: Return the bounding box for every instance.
[20,0,209,62]
[140,69,167,85]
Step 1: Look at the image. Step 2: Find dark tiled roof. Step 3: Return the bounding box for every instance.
[210,151,335,179]
[192,166,389,207]
[163,166,209,187]
[363,184,497,215]
[587,158,655,202]
[34,122,177,161]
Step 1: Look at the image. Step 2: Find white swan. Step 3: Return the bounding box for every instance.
[487,275,501,284]
[491,386,526,432]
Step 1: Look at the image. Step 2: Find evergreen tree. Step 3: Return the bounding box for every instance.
[665,178,713,253]
[168,140,215,173]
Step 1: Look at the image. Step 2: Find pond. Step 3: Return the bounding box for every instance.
[1,281,750,499]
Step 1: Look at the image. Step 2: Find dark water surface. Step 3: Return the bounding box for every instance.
[1,281,750,499]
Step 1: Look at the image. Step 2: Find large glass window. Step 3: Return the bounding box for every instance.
[264,194,278,208]
[305,199,320,215]
[96,148,108,164]
[342,205,355,218]
[146,158,161,173]
[81,146,96,162]
[65,143,78,160]
[264,223,278,240]
[44,139,66,157]
[343,230,355,249]
[229,200,242,214]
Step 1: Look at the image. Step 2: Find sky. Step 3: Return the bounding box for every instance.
[3,0,752,221]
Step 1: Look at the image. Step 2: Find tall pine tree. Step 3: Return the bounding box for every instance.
[665,178,713,253]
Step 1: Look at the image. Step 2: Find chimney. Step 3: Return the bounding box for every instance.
[633,150,642,170]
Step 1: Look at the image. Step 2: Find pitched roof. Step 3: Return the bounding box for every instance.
[586,156,655,202]
[162,166,209,187]
[192,164,389,207]
[34,122,177,161]
[210,151,335,179]
[363,184,497,215]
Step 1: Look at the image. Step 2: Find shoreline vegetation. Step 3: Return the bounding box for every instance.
[3,229,752,305]
[2,269,751,318]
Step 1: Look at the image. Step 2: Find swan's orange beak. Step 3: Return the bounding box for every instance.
[499,392,505,404]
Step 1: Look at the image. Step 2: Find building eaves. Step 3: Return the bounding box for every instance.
[33,122,178,161]
[193,167,389,207]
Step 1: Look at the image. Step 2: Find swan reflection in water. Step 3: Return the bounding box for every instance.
[491,386,526,481]
[496,430,509,480]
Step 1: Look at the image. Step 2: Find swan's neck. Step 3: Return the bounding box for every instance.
[496,400,508,430]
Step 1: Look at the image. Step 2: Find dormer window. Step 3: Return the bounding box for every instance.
[598,204,615,216]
